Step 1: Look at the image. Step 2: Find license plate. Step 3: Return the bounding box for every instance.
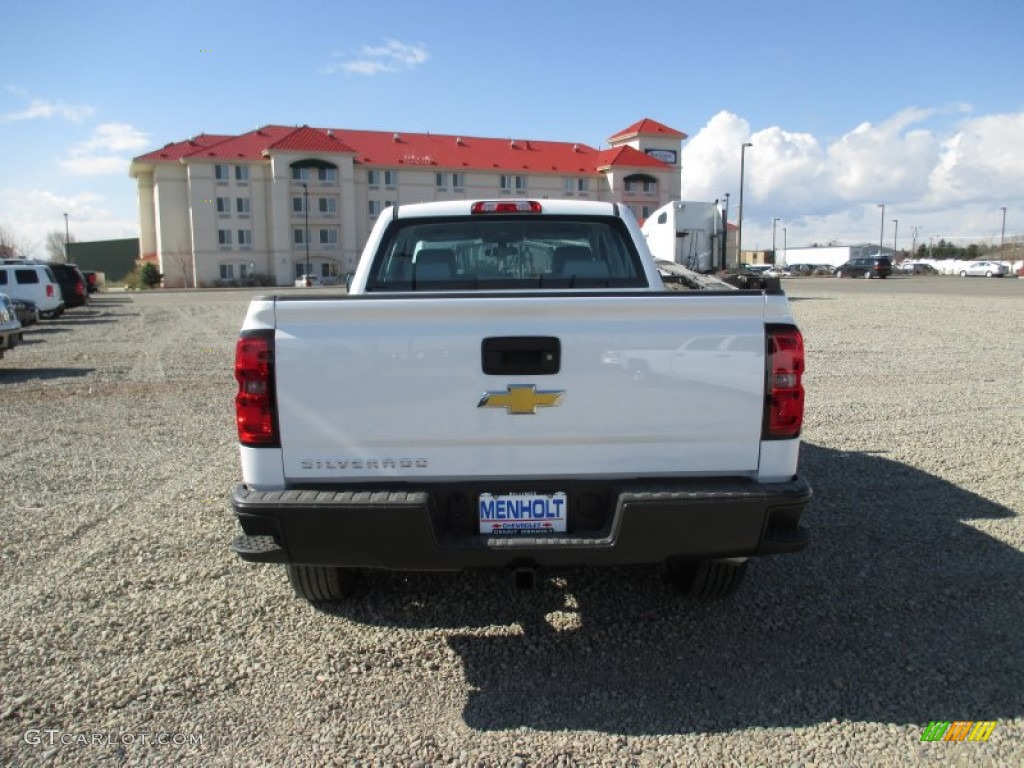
[479,492,568,535]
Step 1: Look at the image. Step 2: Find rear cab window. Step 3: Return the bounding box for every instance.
[365,214,649,291]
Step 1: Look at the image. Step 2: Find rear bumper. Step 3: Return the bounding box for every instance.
[230,476,811,569]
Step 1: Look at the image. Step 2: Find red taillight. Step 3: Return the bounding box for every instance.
[47,285,54,297]
[763,326,805,440]
[76,282,85,296]
[471,200,542,214]
[235,331,279,446]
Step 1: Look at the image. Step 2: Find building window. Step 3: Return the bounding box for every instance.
[367,170,380,187]
[384,170,397,187]
[291,166,310,182]
[435,173,447,190]
[515,175,526,192]
[563,178,574,195]
[236,198,250,217]
[215,164,229,183]
[577,178,590,193]
[216,197,230,216]
[643,180,657,194]
[318,197,337,216]
[238,229,252,249]
[235,165,249,184]
[319,228,338,247]
[293,228,306,245]
[451,173,464,190]
[239,263,252,279]
[318,167,336,184]
[292,196,306,214]
[500,175,512,191]
[218,229,232,248]
[368,200,381,217]
[219,264,234,280]
[641,206,655,220]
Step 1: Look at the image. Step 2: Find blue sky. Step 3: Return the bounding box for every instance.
[2,0,1022,255]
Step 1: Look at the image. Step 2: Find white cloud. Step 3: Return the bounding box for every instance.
[680,107,1024,249]
[1,98,95,123]
[0,188,136,257]
[324,39,429,76]
[60,123,150,176]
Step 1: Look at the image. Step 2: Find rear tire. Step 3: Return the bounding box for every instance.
[287,564,358,602]
[666,559,748,599]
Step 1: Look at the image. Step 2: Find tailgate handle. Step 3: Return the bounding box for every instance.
[482,336,560,375]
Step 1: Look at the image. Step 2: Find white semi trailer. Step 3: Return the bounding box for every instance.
[641,201,726,273]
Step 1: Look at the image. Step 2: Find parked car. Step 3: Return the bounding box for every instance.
[0,293,24,359]
[294,274,321,287]
[834,256,892,279]
[81,270,100,293]
[959,261,1009,278]
[9,296,38,326]
[898,262,939,275]
[0,262,64,317]
[49,263,90,308]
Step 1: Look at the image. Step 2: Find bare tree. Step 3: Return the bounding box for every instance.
[46,230,77,262]
[0,224,25,258]
[162,243,195,288]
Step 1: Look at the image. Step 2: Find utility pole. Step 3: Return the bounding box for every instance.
[877,203,885,256]
[721,193,730,270]
[738,143,753,265]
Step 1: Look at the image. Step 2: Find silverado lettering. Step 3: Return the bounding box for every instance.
[299,458,429,470]
[230,199,812,603]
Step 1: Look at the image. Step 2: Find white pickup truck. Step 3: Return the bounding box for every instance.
[230,199,811,602]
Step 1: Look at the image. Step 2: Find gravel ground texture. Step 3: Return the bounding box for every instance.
[1,277,1022,767]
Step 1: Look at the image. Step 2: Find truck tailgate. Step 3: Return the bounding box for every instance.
[273,294,768,482]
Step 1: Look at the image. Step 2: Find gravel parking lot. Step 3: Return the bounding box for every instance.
[2,279,1022,766]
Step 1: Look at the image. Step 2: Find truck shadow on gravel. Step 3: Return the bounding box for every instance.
[319,442,1022,735]
[0,367,94,382]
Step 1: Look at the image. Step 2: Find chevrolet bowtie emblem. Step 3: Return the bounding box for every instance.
[478,385,566,415]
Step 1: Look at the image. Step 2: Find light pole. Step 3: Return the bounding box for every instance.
[63,212,69,262]
[911,226,920,260]
[892,219,898,259]
[722,192,730,270]
[877,203,885,256]
[738,142,753,265]
[783,227,787,266]
[772,217,780,264]
[301,182,310,279]
[1000,206,1007,264]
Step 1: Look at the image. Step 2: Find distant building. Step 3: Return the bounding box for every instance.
[130,118,687,287]
[66,238,139,282]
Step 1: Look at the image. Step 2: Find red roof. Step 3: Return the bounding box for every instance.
[133,134,234,163]
[608,118,687,143]
[268,126,357,154]
[596,145,671,170]
[134,122,679,175]
[333,130,609,174]
[181,126,296,160]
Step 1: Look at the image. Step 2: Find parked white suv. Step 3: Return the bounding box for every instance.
[0,263,64,317]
